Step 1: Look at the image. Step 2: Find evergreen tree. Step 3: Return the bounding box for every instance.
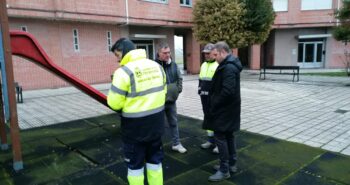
[334,0,350,76]
[192,0,275,48]
[333,0,350,43]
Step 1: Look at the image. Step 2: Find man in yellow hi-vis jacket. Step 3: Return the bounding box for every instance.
[199,43,219,154]
[107,38,166,185]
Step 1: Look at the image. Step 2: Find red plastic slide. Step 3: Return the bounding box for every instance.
[10,31,108,107]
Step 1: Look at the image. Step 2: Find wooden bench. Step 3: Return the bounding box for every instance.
[259,66,300,82]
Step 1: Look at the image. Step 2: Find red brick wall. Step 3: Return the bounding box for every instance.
[7,0,196,27]
[127,0,194,27]
[329,37,349,68]
[274,0,337,28]
[7,0,126,24]
[10,18,120,90]
[7,0,347,90]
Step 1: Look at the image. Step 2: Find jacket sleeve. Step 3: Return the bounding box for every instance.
[176,64,183,93]
[211,65,237,109]
[198,63,203,95]
[107,69,130,111]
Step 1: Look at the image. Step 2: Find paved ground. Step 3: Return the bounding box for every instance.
[14,70,350,156]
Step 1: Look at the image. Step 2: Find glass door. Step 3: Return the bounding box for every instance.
[298,39,325,68]
[132,40,155,60]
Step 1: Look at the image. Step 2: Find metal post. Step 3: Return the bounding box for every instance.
[0,0,23,171]
[0,78,8,150]
[0,27,10,121]
[0,25,9,150]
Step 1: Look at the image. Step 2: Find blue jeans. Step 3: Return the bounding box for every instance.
[165,102,180,146]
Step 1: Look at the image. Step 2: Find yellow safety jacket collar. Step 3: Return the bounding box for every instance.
[120,49,147,66]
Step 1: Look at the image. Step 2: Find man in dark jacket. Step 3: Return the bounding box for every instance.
[204,41,242,182]
[156,43,187,153]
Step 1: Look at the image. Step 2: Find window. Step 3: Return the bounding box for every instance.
[143,0,167,3]
[73,29,80,52]
[132,40,155,60]
[180,0,192,7]
[107,31,112,51]
[301,0,332,10]
[20,26,27,32]
[272,0,288,12]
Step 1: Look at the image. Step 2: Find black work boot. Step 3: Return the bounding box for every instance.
[208,170,230,182]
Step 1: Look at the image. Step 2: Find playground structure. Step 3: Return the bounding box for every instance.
[10,31,108,107]
[1,30,111,171]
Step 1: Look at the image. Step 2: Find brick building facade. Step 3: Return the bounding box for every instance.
[248,0,345,70]
[6,0,347,90]
[7,0,199,90]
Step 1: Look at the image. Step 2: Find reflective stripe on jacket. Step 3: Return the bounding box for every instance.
[107,49,167,118]
[198,61,218,95]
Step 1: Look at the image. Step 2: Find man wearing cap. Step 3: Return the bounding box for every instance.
[107,38,166,185]
[198,43,219,154]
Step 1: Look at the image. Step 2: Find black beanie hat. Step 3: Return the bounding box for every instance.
[110,38,136,58]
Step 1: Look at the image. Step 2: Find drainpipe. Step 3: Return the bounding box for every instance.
[125,0,129,25]
[336,0,340,26]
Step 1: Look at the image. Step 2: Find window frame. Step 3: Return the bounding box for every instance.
[301,0,332,11]
[107,31,112,52]
[73,29,80,52]
[142,0,168,4]
[180,0,192,7]
[272,0,288,12]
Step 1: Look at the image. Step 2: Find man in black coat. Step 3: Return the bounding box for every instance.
[204,41,243,182]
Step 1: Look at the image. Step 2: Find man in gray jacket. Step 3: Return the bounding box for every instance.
[156,43,187,153]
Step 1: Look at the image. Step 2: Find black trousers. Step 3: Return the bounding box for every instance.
[214,131,237,173]
[123,138,163,170]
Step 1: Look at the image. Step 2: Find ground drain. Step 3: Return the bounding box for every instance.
[334,109,348,114]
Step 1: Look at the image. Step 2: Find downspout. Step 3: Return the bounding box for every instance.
[125,0,129,24]
[336,0,340,26]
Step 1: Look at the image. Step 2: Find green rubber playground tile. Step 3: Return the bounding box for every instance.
[201,155,281,185]
[77,143,123,166]
[40,152,93,177]
[86,114,120,126]
[177,115,205,137]
[20,120,97,143]
[163,153,192,180]
[301,152,350,184]
[166,169,236,185]
[55,127,111,148]
[200,151,257,176]
[229,168,277,185]
[66,169,120,185]
[2,114,350,185]
[241,137,324,171]
[236,131,268,149]
[21,138,68,161]
[105,161,128,183]
[282,170,341,185]
[163,137,217,167]
[1,155,63,185]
